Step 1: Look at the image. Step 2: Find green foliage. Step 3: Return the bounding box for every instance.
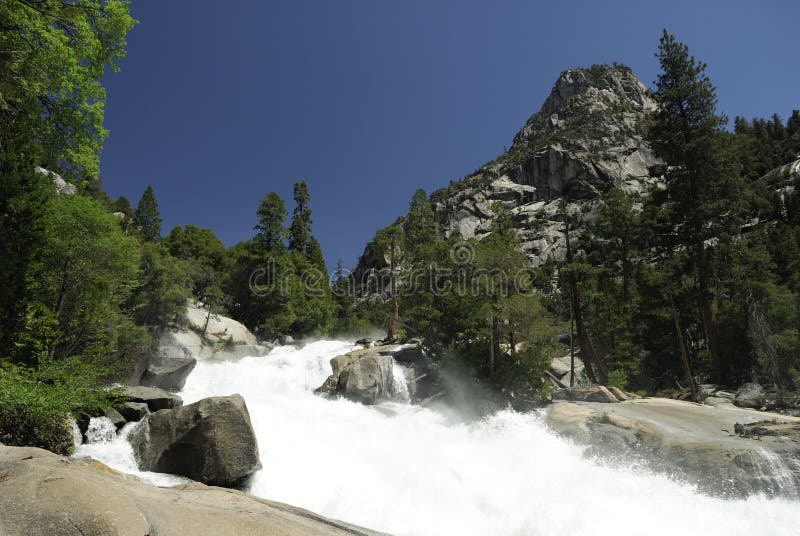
[404,189,438,259]
[0,0,136,182]
[648,29,746,384]
[734,111,800,182]
[254,192,288,251]
[226,185,335,339]
[0,359,120,454]
[0,155,53,352]
[0,0,143,453]
[165,224,228,312]
[125,242,191,328]
[288,180,312,255]
[132,185,162,241]
[13,195,141,365]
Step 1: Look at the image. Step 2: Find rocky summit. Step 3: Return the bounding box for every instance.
[356,64,662,272]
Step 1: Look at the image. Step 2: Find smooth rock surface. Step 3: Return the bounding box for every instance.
[128,395,260,487]
[0,445,385,536]
[546,398,800,497]
[158,304,272,361]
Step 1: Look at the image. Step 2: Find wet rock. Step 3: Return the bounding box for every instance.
[316,344,425,404]
[122,385,183,412]
[140,355,196,392]
[103,408,126,431]
[128,395,260,487]
[115,401,150,422]
[546,398,800,497]
[278,334,295,345]
[337,354,395,405]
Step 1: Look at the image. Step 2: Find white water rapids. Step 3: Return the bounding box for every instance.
[76,340,800,535]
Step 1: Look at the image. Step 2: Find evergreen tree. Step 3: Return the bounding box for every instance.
[254,193,287,251]
[288,180,312,254]
[165,225,227,315]
[404,189,438,260]
[132,186,162,242]
[649,30,745,384]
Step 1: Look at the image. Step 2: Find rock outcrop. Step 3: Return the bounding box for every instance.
[354,64,662,279]
[129,303,272,389]
[0,445,384,536]
[316,343,422,405]
[157,303,272,363]
[122,386,183,411]
[734,382,766,409]
[128,395,260,487]
[547,354,588,387]
[552,386,619,403]
[115,401,150,422]
[34,166,77,196]
[139,354,196,392]
[546,398,800,497]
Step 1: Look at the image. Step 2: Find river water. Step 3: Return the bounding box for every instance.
[75,340,800,536]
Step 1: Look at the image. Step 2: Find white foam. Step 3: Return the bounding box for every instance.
[77,340,800,535]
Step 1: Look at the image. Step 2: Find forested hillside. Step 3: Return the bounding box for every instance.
[348,31,800,401]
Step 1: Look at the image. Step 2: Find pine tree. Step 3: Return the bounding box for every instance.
[254,192,287,251]
[288,180,312,254]
[649,30,745,383]
[132,186,162,242]
[403,189,438,260]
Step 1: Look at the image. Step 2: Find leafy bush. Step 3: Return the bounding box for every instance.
[0,359,121,454]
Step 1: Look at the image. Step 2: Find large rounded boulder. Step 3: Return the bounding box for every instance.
[128,394,260,487]
[337,354,395,405]
[139,354,197,392]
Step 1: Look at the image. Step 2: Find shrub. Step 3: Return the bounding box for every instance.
[0,359,121,454]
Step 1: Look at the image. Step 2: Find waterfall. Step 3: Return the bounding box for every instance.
[84,416,117,443]
[754,447,800,498]
[390,361,411,403]
[75,340,800,536]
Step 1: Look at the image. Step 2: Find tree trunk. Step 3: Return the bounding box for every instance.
[563,211,602,384]
[489,315,495,373]
[569,299,575,387]
[674,313,697,402]
[388,232,398,341]
[203,305,212,338]
[696,240,723,383]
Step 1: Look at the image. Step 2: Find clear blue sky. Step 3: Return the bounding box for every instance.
[99,0,798,271]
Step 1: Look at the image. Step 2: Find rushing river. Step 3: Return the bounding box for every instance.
[76,340,800,536]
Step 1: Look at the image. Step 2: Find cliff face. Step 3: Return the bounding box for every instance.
[354,64,663,277]
[428,64,661,265]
